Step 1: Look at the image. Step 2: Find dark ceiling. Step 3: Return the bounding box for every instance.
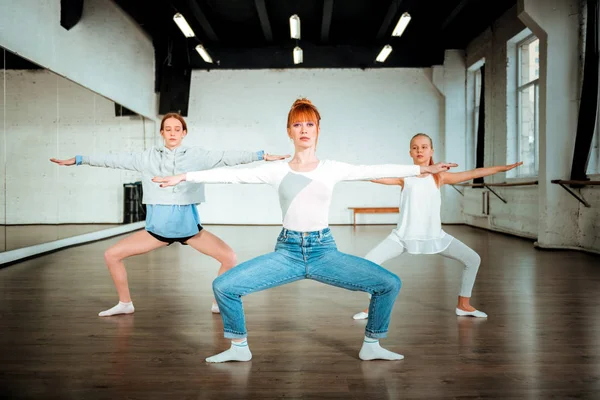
[3,0,517,102]
[113,0,517,73]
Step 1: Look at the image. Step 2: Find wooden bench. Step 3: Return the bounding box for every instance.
[348,207,399,227]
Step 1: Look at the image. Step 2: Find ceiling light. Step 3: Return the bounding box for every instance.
[391,12,411,37]
[173,13,195,38]
[293,46,303,64]
[195,45,213,63]
[290,15,301,39]
[376,45,393,62]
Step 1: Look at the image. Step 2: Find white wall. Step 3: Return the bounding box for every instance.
[519,0,582,250]
[1,69,155,224]
[0,0,157,118]
[183,68,444,225]
[463,2,600,253]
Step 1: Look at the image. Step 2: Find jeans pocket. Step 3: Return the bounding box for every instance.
[276,231,286,243]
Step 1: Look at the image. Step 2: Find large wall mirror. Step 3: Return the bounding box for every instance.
[0,47,156,258]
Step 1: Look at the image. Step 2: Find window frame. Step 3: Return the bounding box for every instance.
[515,34,540,178]
[467,59,484,171]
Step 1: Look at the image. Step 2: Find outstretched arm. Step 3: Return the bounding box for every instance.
[336,161,458,181]
[153,163,279,187]
[440,162,523,185]
[370,178,403,186]
[50,157,76,166]
[198,149,290,169]
[50,152,146,171]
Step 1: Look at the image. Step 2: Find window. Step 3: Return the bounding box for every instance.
[467,60,484,170]
[516,35,540,177]
[473,68,482,165]
[588,44,600,175]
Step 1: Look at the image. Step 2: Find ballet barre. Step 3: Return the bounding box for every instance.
[348,207,399,227]
[551,179,600,207]
[451,180,538,203]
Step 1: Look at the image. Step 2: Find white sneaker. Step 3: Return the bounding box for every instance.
[211,303,220,314]
[455,308,488,318]
[353,311,369,320]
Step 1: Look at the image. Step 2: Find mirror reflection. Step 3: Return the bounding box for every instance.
[0,47,155,253]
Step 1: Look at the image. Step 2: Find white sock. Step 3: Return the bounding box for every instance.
[359,337,404,361]
[98,301,135,317]
[353,311,369,320]
[206,339,252,363]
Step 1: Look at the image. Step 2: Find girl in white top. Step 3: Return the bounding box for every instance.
[352,133,522,320]
[153,99,456,363]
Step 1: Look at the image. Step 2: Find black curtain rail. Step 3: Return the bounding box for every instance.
[570,0,599,182]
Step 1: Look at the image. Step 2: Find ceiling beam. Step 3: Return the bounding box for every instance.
[376,0,405,40]
[321,0,334,43]
[186,0,219,42]
[254,0,273,42]
[188,44,443,70]
[440,0,470,31]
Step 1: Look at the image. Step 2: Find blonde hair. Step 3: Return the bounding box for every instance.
[411,133,441,187]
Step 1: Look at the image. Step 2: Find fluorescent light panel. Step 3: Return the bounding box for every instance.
[376,45,393,62]
[173,13,195,38]
[391,12,411,37]
[289,15,301,39]
[195,45,213,63]
[293,46,303,64]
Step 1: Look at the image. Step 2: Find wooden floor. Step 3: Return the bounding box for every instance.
[1,225,599,399]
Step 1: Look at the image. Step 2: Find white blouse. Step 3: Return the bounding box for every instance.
[186,160,421,232]
[389,175,453,254]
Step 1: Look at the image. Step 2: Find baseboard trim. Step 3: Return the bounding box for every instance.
[533,241,600,256]
[0,222,145,267]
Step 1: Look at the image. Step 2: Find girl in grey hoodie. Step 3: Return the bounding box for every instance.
[51,113,288,317]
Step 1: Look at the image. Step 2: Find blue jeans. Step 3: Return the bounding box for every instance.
[213,228,402,339]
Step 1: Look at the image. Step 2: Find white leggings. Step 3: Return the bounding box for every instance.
[365,237,481,297]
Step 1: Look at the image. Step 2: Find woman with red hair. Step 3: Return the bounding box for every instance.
[154,99,456,363]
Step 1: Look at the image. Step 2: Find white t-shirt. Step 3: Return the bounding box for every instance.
[186,160,421,232]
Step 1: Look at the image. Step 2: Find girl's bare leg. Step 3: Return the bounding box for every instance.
[99,230,167,316]
[185,229,237,313]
